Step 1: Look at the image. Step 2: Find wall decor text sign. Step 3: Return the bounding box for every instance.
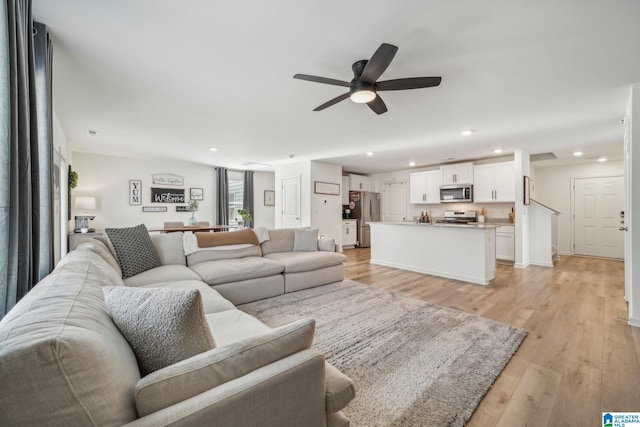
[151,187,185,203]
[152,173,184,186]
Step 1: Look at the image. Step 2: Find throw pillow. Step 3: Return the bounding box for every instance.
[105,224,161,278]
[317,238,335,252]
[103,286,215,376]
[293,228,319,252]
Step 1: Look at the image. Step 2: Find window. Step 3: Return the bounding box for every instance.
[228,171,244,226]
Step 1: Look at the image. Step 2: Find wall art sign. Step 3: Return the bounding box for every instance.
[129,180,142,205]
[176,205,190,212]
[523,176,531,205]
[190,187,204,201]
[264,190,275,206]
[314,181,340,195]
[152,173,184,186]
[142,206,167,212]
[151,187,185,203]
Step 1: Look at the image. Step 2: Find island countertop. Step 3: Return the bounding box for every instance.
[369,222,497,285]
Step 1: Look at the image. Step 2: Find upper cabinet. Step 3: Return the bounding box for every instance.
[341,176,350,205]
[349,174,374,192]
[440,162,474,185]
[473,161,515,203]
[409,170,441,204]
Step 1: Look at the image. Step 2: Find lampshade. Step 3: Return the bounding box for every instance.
[75,196,96,211]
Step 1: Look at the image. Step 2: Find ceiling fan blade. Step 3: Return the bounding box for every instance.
[376,77,442,91]
[293,74,350,87]
[361,43,398,83]
[313,92,351,111]
[367,95,388,115]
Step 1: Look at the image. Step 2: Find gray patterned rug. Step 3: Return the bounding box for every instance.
[239,279,527,427]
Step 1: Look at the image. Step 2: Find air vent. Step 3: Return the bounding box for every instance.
[242,162,271,169]
[530,152,557,162]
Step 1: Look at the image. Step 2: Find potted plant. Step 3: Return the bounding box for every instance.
[237,208,252,228]
[188,199,199,226]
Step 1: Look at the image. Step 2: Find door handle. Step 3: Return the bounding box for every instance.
[619,226,628,231]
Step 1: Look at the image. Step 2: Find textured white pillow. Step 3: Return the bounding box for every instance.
[293,228,319,252]
[317,238,335,252]
[103,286,215,376]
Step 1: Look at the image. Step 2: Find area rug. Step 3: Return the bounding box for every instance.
[239,279,527,427]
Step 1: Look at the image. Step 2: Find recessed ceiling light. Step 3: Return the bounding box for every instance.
[461,130,474,136]
[409,161,416,167]
[597,156,607,162]
[209,147,218,152]
[494,148,503,154]
[366,151,374,156]
[573,151,583,156]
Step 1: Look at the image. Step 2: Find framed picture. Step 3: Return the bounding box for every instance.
[129,180,142,205]
[190,187,204,201]
[151,187,185,203]
[264,190,275,206]
[523,176,531,205]
[314,181,340,195]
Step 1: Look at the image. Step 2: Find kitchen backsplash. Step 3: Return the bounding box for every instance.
[409,202,515,222]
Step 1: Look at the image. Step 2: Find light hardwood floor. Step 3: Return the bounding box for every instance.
[342,248,639,426]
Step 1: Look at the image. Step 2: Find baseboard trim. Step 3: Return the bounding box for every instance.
[628,317,640,328]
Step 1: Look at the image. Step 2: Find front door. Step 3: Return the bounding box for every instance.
[383,181,407,222]
[281,175,301,228]
[574,176,624,258]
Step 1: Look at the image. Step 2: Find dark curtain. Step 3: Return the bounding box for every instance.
[0,1,54,318]
[243,170,254,228]
[216,167,229,226]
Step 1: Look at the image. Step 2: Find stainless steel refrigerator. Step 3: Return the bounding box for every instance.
[349,191,381,247]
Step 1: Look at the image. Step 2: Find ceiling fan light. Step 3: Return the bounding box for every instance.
[350,89,376,104]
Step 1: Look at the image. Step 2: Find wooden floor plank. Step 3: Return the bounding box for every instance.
[341,248,634,426]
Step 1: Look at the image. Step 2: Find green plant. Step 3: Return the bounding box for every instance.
[237,208,252,222]
[188,199,199,212]
[69,170,79,189]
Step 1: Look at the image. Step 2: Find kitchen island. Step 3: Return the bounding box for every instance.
[369,222,499,285]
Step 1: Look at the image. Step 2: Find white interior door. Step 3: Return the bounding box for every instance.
[574,176,624,258]
[383,181,407,222]
[281,175,301,228]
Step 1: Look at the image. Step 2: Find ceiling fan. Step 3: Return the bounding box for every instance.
[293,43,441,115]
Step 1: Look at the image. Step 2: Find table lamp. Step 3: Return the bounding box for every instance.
[74,196,96,233]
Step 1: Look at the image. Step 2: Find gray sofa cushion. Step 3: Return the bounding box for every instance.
[187,245,262,265]
[189,256,284,285]
[134,318,316,416]
[264,251,347,273]
[205,310,271,346]
[103,287,215,376]
[141,280,236,314]
[293,228,319,252]
[324,362,356,413]
[317,238,335,252]
[106,224,161,278]
[151,232,187,265]
[0,250,141,426]
[260,229,296,255]
[123,264,202,287]
[74,237,123,277]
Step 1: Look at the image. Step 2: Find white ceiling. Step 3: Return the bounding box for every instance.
[33,0,640,174]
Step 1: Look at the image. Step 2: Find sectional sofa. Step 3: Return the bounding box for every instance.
[0,227,354,426]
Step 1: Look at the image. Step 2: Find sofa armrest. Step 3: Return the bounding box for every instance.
[122,349,327,427]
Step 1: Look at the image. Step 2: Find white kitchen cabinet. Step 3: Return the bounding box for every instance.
[341,176,350,205]
[473,161,514,203]
[409,170,441,204]
[342,220,357,247]
[496,224,515,261]
[441,162,474,185]
[349,174,373,192]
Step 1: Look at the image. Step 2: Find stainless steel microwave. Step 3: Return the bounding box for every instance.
[440,184,473,203]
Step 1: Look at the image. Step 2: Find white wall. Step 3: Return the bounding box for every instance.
[253,171,275,229]
[514,149,531,268]
[626,83,640,327]
[533,159,624,254]
[71,152,216,230]
[310,161,342,245]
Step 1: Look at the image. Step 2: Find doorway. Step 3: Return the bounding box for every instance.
[383,181,407,222]
[281,175,301,228]
[573,176,624,258]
